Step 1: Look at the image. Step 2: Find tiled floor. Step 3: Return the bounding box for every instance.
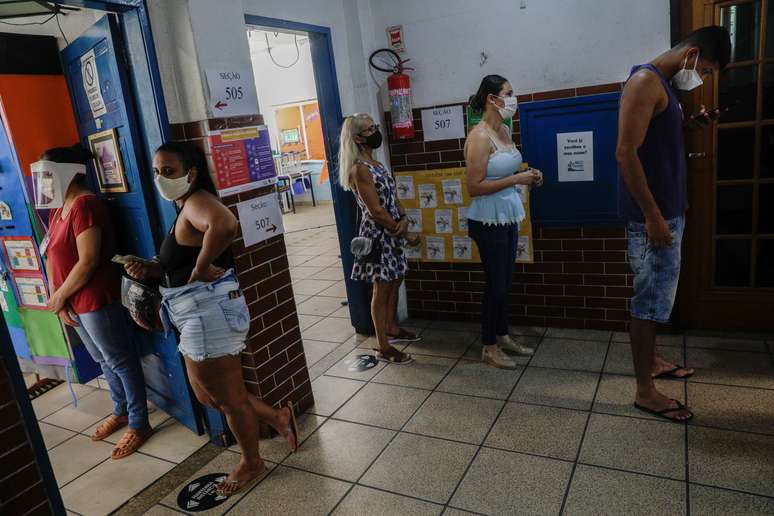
[144,221,774,516]
[31,381,209,515]
[20,207,774,515]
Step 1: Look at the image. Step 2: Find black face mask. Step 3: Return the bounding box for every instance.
[362,130,383,149]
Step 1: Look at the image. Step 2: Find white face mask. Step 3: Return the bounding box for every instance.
[154,173,192,201]
[492,95,519,120]
[30,161,85,210]
[673,50,703,91]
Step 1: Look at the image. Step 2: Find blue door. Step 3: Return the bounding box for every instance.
[60,15,201,433]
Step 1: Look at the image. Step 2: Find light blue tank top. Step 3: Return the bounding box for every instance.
[467,125,526,226]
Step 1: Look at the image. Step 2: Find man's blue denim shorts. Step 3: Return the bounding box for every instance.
[627,215,685,324]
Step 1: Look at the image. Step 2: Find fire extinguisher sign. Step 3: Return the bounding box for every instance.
[421,105,465,142]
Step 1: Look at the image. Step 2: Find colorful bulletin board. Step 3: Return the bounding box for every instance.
[395,167,534,263]
[0,236,48,309]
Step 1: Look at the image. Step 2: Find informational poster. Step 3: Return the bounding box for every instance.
[557,131,594,182]
[236,193,285,248]
[396,167,534,263]
[14,276,48,309]
[2,237,40,272]
[209,126,278,196]
[421,105,465,142]
[80,49,107,119]
[418,184,438,208]
[205,67,260,118]
[396,175,415,200]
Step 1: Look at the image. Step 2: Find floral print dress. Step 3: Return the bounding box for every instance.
[351,160,408,283]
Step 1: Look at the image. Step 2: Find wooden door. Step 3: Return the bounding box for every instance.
[679,0,774,330]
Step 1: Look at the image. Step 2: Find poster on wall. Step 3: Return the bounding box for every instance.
[556,131,594,182]
[208,126,278,196]
[81,49,107,119]
[396,167,534,263]
[2,237,40,272]
[14,275,48,309]
[88,129,129,193]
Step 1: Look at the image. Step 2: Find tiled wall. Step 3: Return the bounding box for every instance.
[171,116,313,416]
[0,361,55,515]
[387,83,633,331]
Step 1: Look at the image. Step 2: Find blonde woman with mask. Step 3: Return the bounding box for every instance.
[339,114,416,364]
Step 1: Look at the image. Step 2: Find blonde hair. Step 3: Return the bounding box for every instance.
[337,113,373,191]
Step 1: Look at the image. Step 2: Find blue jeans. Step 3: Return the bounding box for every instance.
[469,220,518,345]
[74,302,149,430]
[627,215,685,324]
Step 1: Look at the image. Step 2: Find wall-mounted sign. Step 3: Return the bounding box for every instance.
[236,193,285,248]
[421,105,465,142]
[205,67,260,118]
[387,25,406,53]
[557,131,594,182]
[88,129,128,193]
[80,48,107,119]
[14,275,47,309]
[2,238,40,272]
[209,126,277,196]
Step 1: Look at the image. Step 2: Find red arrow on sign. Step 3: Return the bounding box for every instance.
[267,224,278,233]
[215,101,228,110]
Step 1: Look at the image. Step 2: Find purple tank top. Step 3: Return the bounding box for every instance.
[620,63,688,222]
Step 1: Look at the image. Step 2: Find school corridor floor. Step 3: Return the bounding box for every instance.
[31,211,774,515]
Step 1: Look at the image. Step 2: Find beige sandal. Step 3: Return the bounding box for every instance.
[91,415,128,441]
[111,428,153,460]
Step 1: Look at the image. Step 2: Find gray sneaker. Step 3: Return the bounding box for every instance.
[482,345,517,369]
[499,335,535,356]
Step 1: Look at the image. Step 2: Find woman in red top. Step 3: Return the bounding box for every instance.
[39,146,151,459]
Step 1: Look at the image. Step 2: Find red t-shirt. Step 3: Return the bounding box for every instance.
[47,195,121,314]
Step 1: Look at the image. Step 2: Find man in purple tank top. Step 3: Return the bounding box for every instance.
[616,26,730,422]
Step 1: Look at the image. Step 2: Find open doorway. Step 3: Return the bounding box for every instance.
[248,28,335,234]
[1,3,211,514]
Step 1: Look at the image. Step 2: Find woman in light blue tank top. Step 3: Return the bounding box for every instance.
[464,75,544,370]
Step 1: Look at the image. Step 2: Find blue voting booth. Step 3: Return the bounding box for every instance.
[519,92,623,227]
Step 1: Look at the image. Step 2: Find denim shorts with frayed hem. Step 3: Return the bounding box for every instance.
[160,270,249,362]
[627,215,685,324]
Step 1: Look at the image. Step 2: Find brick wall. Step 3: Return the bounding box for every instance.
[387,83,634,331]
[0,360,57,515]
[171,116,313,417]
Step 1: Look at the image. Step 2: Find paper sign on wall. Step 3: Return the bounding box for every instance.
[236,193,285,248]
[81,49,107,119]
[205,67,260,118]
[557,131,594,182]
[14,276,48,308]
[421,105,465,142]
[3,238,40,272]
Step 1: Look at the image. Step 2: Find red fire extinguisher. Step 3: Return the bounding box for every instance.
[370,49,415,140]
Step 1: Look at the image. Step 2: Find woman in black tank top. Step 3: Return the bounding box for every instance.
[124,142,298,496]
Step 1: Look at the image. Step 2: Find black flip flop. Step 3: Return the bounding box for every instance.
[653,365,695,380]
[286,401,300,452]
[633,399,694,422]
